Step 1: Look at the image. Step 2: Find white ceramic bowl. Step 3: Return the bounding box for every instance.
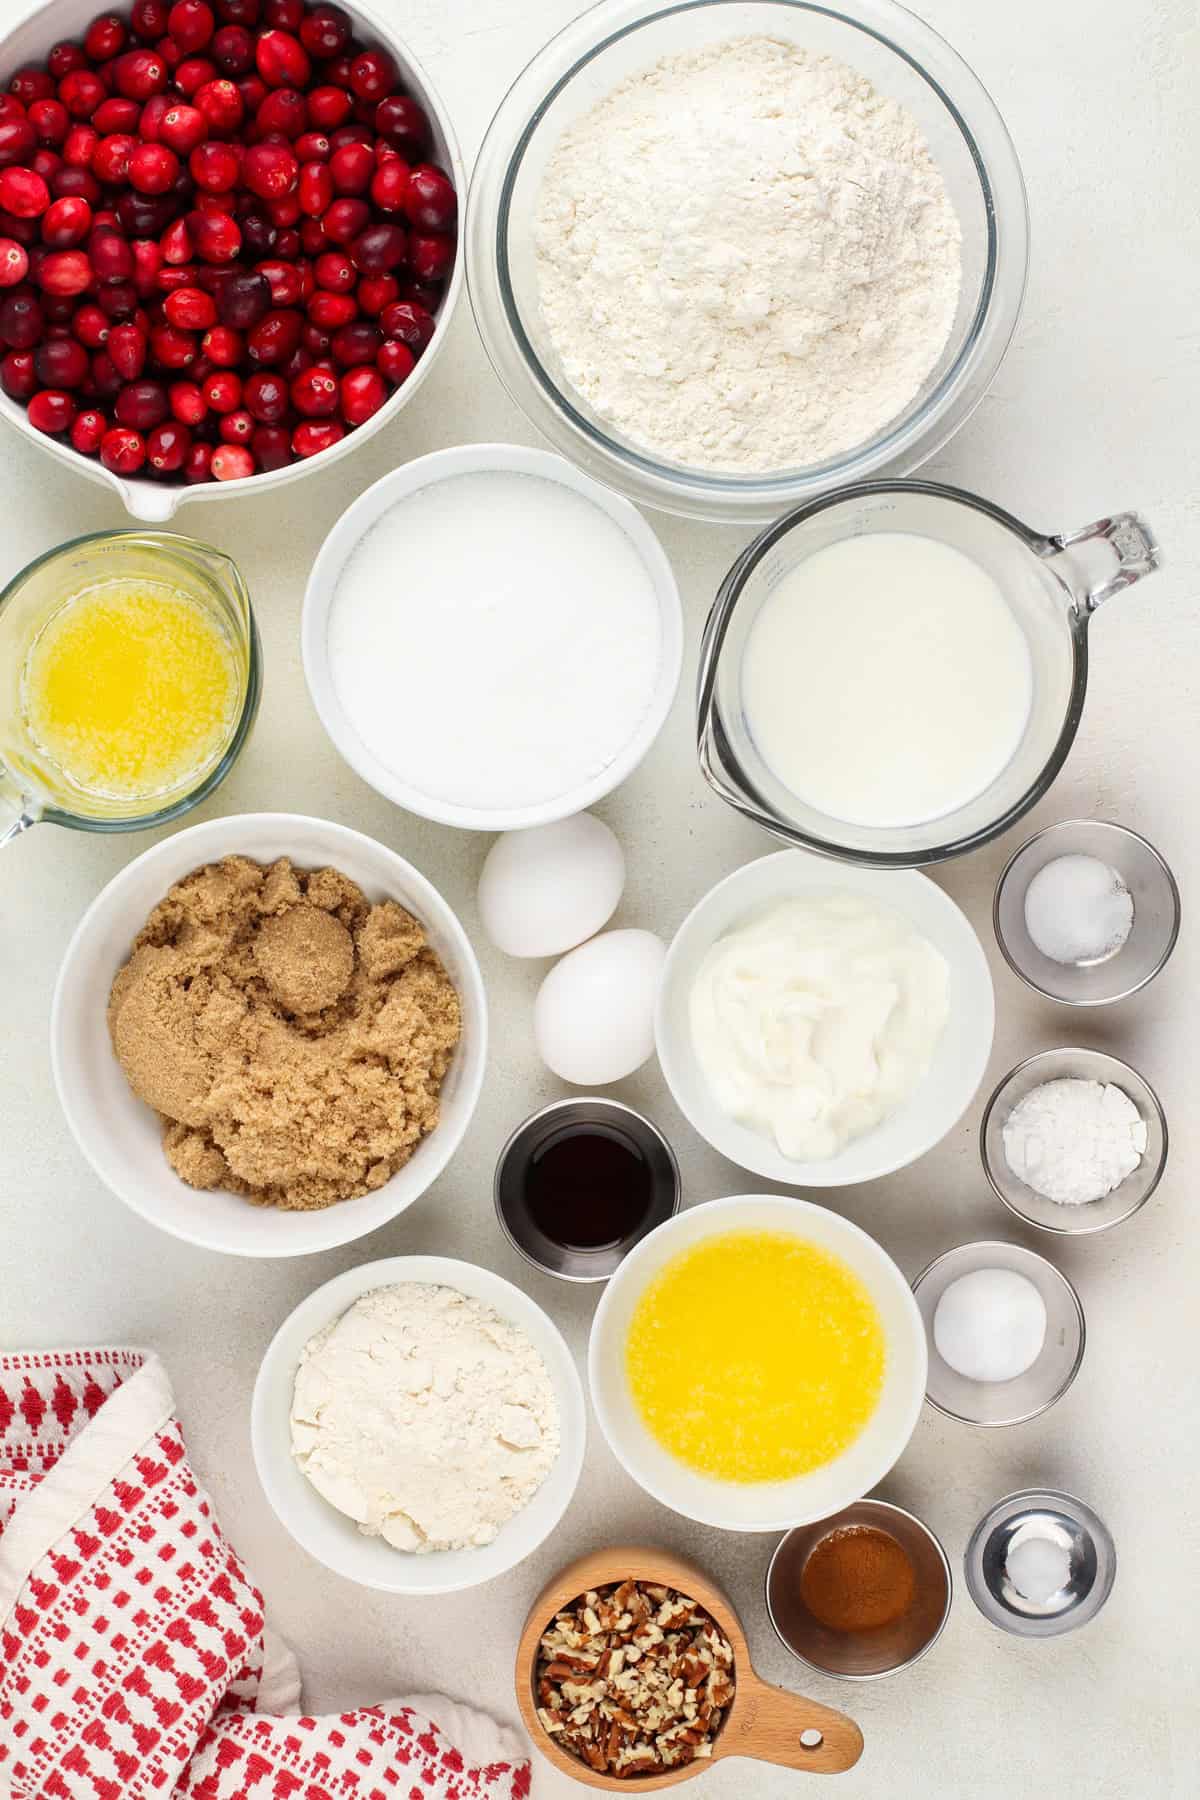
[655,849,995,1187]
[589,1195,926,1530]
[0,0,464,522]
[301,442,683,829]
[252,1254,587,1593]
[50,813,486,1256]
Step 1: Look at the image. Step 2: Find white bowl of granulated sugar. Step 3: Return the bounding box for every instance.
[252,1254,587,1594]
[302,443,683,830]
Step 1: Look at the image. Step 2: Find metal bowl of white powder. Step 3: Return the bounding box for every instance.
[466,0,1028,523]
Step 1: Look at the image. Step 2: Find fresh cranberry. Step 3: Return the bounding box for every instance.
[263,0,303,31]
[40,196,91,247]
[329,121,371,150]
[329,139,372,194]
[149,321,197,366]
[115,187,175,236]
[218,267,270,326]
[329,319,380,366]
[93,96,141,133]
[190,208,241,260]
[98,278,140,319]
[129,141,180,194]
[312,248,352,292]
[351,221,405,274]
[86,14,128,60]
[255,86,306,138]
[291,416,341,456]
[292,130,329,165]
[183,438,212,479]
[159,102,208,154]
[193,78,243,133]
[321,195,366,245]
[300,5,351,59]
[164,284,217,329]
[115,377,168,429]
[168,1,216,54]
[348,49,396,104]
[201,321,242,363]
[91,229,135,280]
[0,118,37,169]
[339,362,386,425]
[9,69,55,105]
[29,98,70,147]
[159,217,193,265]
[265,191,300,228]
[34,335,88,387]
[136,93,172,142]
[211,23,253,75]
[92,131,137,182]
[0,288,43,348]
[298,159,332,216]
[100,423,145,470]
[237,73,268,114]
[242,140,297,199]
[405,164,456,233]
[247,304,300,362]
[114,50,169,103]
[242,366,285,419]
[307,287,354,328]
[132,0,171,41]
[107,320,148,379]
[73,301,110,347]
[216,0,259,24]
[89,348,121,395]
[410,231,452,284]
[168,377,206,422]
[376,336,414,387]
[290,362,336,415]
[210,440,253,477]
[0,168,49,219]
[31,147,63,187]
[201,365,241,410]
[63,124,101,170]
[256,30,310,89]
[0,347,36,397]
[250,419,288,467]
[307,84,351,130]
[218,404,252,442]
[70,405,108,453]
[355,273,397,316]
[297,215,323,254]
[374,94,429,160]
[36,248,91,295]
[146,417,191,470]
[189,138,240,191]
[28,387,76,433]
[379,298,435,354]
[254,256,301,305]
[173,55,216,97]
[369,157,408,214]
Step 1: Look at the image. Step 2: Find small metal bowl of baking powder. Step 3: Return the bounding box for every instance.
[965,1489,1116,1638]
[980,1047,1168,1235]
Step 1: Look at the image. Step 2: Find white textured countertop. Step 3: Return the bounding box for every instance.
[2,1,1197,1795]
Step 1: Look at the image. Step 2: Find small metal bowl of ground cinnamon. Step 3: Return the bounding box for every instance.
[766,1499,952,1679]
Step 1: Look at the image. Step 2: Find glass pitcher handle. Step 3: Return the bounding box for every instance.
[0,764,41,848]
[1040,512,1162,613]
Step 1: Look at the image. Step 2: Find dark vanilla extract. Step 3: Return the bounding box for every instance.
[524,1123,654,1250]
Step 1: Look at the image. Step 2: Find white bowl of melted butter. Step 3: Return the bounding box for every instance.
[656,849,994,1187]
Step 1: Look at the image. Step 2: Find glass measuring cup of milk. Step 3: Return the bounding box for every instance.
[0,531,260,849]
[697,482,1161,867]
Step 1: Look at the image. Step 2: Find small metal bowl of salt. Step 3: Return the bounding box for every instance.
[912,1240,1085,1427]
[981,1047,1167,1235]
[965,1489,1116,1638]
[993,818,1179,1005]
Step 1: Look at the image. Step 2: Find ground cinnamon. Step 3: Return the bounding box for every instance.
[799,1524,917,1633]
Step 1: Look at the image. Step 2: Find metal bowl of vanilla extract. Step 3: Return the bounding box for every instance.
[494,1097,680,1282]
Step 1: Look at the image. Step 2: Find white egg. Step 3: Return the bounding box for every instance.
[477,813,626,958]
[933,1268,1047,1383]
[534,929,666,1085]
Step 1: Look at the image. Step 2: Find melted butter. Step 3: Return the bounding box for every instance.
[625,1229,885,1484]
[22,578,239,803]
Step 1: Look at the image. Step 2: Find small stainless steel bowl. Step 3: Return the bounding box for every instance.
[994,819,1179,1004]
[766,1498,952,1680]
[494,1097,680,1282]
[965,1489,1116,1638]
[981,1047,1167,1235]
[912,1240,1085,1426]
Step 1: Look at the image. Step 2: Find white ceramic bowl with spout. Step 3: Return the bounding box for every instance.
[0,0,464,522]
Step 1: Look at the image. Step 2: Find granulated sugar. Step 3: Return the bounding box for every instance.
[327,470,662,812]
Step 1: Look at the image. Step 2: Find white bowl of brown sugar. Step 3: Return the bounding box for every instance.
[51,813,487,1257]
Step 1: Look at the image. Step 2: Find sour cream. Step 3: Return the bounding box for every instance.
[689,893,950,1160]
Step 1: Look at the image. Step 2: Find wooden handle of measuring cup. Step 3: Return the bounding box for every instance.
[715,1668,864,1776]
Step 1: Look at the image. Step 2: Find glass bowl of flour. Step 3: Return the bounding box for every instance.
[467,0,1028,523]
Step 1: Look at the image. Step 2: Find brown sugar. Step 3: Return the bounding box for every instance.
[107,855,461,1211]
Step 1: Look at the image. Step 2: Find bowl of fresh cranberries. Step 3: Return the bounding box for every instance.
[0,0,462,516]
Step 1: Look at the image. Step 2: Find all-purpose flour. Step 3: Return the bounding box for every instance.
[290,1282,560,1553]
[535,37,963,473]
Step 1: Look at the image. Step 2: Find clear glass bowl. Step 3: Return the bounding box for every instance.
[467,0,1029,524]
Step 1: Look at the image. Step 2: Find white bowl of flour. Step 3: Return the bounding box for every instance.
[252,1255,586,1593]
[303,444,682,829]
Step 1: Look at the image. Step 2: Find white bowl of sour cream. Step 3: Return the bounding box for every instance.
[655,849,994,1187]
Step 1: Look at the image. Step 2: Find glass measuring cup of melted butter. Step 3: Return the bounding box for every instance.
[697,482,1161,867]
[0,531,260,848]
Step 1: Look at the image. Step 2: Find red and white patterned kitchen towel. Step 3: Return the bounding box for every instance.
[0,1349,532,1800]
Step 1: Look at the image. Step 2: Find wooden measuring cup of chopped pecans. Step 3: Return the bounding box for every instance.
[514,1547,863,1787]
